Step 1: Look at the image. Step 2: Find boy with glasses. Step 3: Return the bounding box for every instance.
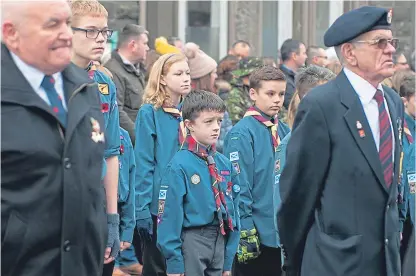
[70,1,122,275]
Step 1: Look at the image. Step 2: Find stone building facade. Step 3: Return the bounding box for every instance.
[102,0,415,61]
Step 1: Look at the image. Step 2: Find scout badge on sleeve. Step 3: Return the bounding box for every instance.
[232,162,240,174]
[97,83,109,95]
[408,172,416,194]
[356,121,365,138]
[230,151,239,161]
[90,117,105,143]
[275,159,281,173]
[157,185,168,224]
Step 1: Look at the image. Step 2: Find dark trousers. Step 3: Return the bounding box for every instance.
[142,215,166,276]
[401,217,413,263]
[132,228,144,265]
[102,261,115,276]
[233,245,282,276]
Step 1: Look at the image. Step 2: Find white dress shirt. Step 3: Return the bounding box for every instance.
[10,52,67,110]
[344,67,395,159]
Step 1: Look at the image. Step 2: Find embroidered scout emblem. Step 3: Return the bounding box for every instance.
[275,174,280,185]
[158,200,166,213]
[356,121,365,138]
[191,174,200,184]
[233,184,241,193]
[275,159,281,172]
[159,189,167,200]
[232,162,240,174]
[230,151,239,161]
[387,8,393,24]
[90,117,105,143]
[98,83,109,95]
[408,173,416,194]
[220,170,230,176]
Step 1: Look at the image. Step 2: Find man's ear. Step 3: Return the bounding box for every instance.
[342,43,358,67]
[184,119,193,132]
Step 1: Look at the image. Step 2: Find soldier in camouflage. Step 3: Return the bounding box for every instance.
[226,57,264,125]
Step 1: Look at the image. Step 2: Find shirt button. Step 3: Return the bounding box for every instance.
[64,158,71,169]
[385,238,389,245]
[63,240,71,252]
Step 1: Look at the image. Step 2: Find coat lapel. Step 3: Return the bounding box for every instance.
[337,72,388,194]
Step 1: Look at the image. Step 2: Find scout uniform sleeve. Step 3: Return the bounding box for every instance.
[278,96,330,273]
[119,136,136,243]
[224,130,255,231]
[113,73,135,141]
[104,78,121,158]
[134,106,156,220]
[156,165,186,274]
[224,167,241,271]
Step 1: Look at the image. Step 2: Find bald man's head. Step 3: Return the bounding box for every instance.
[2,0,73,75]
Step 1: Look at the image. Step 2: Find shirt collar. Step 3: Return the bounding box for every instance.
[343,67,384,105]
[10,51,61,91]
[118,52,137,68]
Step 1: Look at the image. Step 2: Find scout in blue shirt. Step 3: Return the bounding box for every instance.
[273,66,336,234]
[224,66,289,276]
[115,127,143,274]
[69,1,121,266]
[157,90,240,276]
[134,53,191,275]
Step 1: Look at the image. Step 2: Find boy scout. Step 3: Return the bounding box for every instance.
[224,66,290,276]
[69,1,121,272]
[398,75,415,262]
[114,127,143,275]
[157,90,240,276]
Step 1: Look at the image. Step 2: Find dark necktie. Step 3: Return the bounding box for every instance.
[41,75,66,127]
[374,89,393,188]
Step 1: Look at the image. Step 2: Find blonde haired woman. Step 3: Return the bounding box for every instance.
[134,53,191,275]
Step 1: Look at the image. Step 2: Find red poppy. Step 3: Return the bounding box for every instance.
[101,103,109,113]
[120,144,125,155]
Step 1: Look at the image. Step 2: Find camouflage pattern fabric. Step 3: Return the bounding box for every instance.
[237,228,261,263]
[226,78,252,125]
[232,57,264,78]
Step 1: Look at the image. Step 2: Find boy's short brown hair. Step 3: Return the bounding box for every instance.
[182,90,226,121]
[69,0,108,24]
[249,65,286,90]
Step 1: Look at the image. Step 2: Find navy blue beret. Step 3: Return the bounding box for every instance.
[324,6,392,47]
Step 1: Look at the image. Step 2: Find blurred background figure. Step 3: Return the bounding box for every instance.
[228,40,251,60]
[326,60,343,75]
[279,39,308,109]
[167,36,184,51]
[394,51,410,71]
[306,46,329,68]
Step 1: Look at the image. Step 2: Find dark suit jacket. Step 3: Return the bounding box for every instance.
[278,71,404,276]
[279,64,296,109]
[1,44,107,276]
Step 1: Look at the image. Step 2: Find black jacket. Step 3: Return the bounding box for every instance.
[105,50,146,143]
[278,71,403,276]
[1,44,107,276]
[279,64,296,109]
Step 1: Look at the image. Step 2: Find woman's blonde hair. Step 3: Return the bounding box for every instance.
[142,53,187,109]
[287,91,300,129]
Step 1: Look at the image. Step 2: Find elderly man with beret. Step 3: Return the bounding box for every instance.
[278,6,403,276]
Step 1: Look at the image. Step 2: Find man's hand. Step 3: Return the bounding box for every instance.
[120,241,131,251]
[104,213,120,264]
[223,271,231,276]
[237,228,261,264]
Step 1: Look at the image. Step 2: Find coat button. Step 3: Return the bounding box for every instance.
[63,240,71,252]
[64,158,71,169]
[385,238,389,245]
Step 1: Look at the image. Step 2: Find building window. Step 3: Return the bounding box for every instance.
[186,0,220,60]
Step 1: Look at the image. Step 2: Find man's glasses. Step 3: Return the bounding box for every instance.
[71,27,113,39]
[354,38,399,50]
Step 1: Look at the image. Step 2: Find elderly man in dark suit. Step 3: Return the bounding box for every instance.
[278,6,403,276]
[1,1,108,275]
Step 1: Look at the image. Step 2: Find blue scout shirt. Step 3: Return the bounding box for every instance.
[118,127,136,243]
[134,104,182,219]
[223,111,290,248]
[399,113,415,230]
[273,132,291,232]
[88,65,121,179]
[156,149,241,274]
